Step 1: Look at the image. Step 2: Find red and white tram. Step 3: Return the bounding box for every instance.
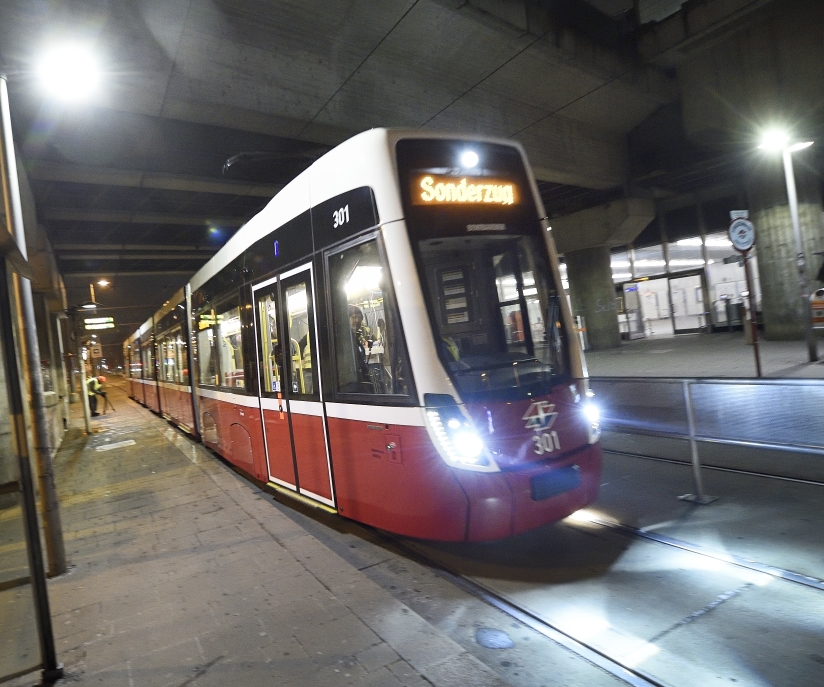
[124,129,602,541]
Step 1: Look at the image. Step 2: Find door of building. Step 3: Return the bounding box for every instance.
[669,273,706,334]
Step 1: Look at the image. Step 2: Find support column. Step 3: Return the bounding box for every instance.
[565,245,621,350]
[746,151,824,340]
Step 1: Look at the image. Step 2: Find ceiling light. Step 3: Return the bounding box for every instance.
[37,44,100,102]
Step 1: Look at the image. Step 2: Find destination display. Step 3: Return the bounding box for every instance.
[411,174,519,206]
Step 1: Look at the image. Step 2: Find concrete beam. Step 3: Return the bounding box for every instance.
[638,0,776,67]
[62,270,195,277]
[27,161,280,198]
[58,253,211,261]
[42,209,245,226]
[53,244,218,253]
[551,198,656,254]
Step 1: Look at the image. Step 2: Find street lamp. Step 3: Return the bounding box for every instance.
[758,128,817,362]
[0,43,100,681]
[36,44,100,102]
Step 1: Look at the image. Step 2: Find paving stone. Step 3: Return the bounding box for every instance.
[3,385,509,687]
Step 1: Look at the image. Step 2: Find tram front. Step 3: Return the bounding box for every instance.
[396,137,602,541]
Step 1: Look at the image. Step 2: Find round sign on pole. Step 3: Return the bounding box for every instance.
[729,218,756,253]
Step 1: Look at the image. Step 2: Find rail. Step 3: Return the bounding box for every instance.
[589,376,824,502]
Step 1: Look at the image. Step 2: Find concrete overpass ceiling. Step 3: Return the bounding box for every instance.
[0,0,817,362]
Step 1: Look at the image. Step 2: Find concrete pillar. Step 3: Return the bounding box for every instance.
[565,245,621,350]
[746,151,824,340]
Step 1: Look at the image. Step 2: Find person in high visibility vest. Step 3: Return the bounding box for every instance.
[87,375,107,416]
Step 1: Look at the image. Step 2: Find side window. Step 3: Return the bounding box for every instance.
[255,287,284,394]
[283,278,317,398]
[160,335,177,382]
[196,308,218,386]
[216,301,244,389]
[176,332,189,385]
[141,342,154,380]
[328,238,411,398]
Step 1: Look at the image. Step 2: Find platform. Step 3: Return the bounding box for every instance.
[5,381,511,687]
[586,330,824,378]
[7,376,824,687]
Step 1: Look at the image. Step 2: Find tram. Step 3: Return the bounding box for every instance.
[124,129,602,541]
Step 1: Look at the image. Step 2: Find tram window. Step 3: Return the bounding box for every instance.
[256,289,284,394]
[216,304,244,389]
[283,280,317,398]
[418,234,567,399]
[141,342,154,380]
[329,239,411,397]
[159,336,172,382]
[197,308,218,386]
[177,334,189,385]
[159,327,186,384]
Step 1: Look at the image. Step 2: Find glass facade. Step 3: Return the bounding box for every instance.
[590,199,764,337]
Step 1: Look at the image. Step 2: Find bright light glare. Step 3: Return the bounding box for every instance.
[758,128,789,151]
[787,141,814,153]
[345,266,382,298]
[583,403,600,425]
[37,44,100,102]
[623,641,660,668]
[453,430,484,459]
[460,150,479,168]
[97,279,109,286]
[287,289,307,314]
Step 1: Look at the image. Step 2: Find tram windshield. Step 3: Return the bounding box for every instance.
[396,138,569,402]
[418,233,567,401]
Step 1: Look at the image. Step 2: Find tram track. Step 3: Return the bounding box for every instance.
[374,502,824,687]
[604,448,824,487]
[572,510,824,593]
[379,530,672,687]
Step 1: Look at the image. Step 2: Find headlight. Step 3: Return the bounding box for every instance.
[583,401,601,444]
[425,394,499,472]
[583,403,599,425]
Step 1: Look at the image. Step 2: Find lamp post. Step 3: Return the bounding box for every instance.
[758,130,817,362]
[0,43,99,683]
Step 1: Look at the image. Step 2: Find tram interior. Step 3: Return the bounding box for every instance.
[418,234,566,396]
[331,239,408,396]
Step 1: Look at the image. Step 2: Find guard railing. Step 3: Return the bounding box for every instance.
[589,377,824,502]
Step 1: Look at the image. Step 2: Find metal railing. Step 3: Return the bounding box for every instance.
[589,376,824,502]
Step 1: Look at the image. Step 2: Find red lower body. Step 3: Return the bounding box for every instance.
[187,394,602,542]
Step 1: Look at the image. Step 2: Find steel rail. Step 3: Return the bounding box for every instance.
[378,532,674,687]
[578,513,824,593]
[605,448,824,487]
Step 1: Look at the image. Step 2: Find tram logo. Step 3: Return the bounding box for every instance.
[522,401,557,432]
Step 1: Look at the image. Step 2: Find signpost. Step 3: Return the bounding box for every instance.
[90,344,103,359]
[729,213,761,377]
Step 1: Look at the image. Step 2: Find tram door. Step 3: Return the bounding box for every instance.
[252,264,334,506]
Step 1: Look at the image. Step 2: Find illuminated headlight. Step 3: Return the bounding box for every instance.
[425,394,499,472]
[583,402,601,444]
[460,150,479,168]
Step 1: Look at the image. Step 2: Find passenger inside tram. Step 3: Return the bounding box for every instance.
[330,239,409,396]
